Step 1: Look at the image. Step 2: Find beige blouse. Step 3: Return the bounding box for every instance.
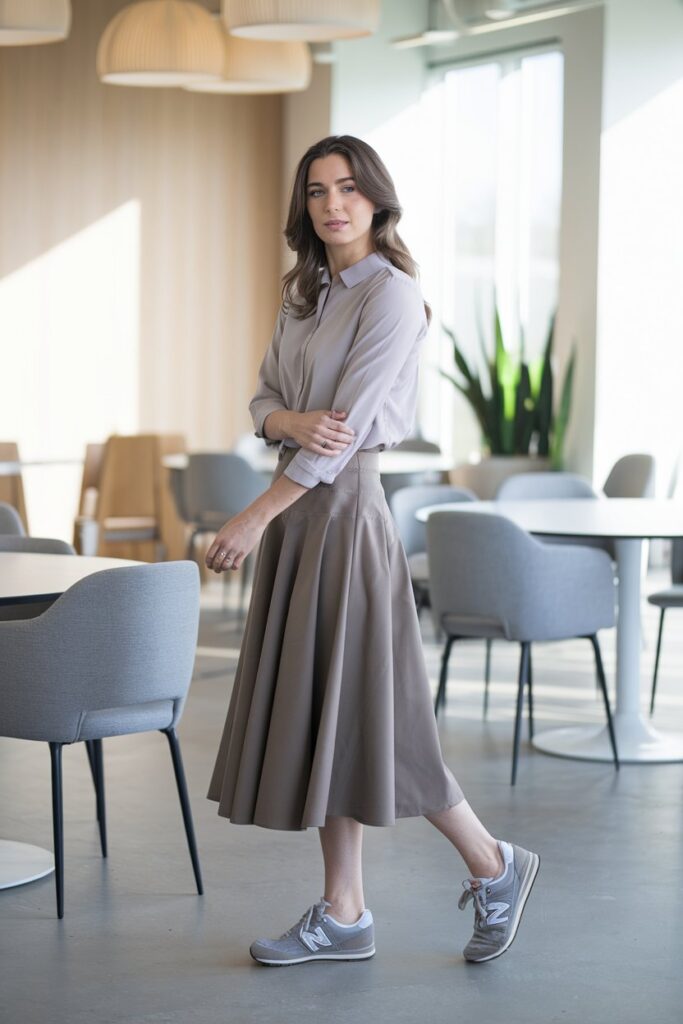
[249,251,428,489]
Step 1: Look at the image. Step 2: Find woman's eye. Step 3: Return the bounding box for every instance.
[308,189,324,198]
[341,186,355,193]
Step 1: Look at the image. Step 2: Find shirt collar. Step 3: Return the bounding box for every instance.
[319,251,392,289]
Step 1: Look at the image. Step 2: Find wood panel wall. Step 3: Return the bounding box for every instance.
[0,0,283,458]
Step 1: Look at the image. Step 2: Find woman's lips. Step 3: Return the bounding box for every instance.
[324,220,348,230]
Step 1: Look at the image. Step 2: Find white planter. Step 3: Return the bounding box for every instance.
[449,455,552,500]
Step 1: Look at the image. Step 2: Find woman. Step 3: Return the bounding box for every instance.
[206,135,539,966]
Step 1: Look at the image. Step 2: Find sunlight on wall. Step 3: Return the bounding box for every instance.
[595,76,683,495]
[0,201,141,538]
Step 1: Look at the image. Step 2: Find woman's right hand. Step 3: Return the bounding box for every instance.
[287,409,355,456]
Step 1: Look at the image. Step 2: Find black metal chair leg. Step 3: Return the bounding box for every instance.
[588,634,620,771]
[483,639,493,720]
[162,728,204,895]
[511,642,530,786]
[84,740,98,814]
[91,739,107,857]
[649,609,666,717]
[49,742,65,919]
[434,636,455,716]
[527,644,535,740]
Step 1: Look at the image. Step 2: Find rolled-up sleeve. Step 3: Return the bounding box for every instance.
[283,276,425,489]
[249,306,288,447]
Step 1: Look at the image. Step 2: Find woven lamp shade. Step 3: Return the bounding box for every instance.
[186,30,311,94]
[0,0,71,44]
[97,0,224,87]
[223,0,380,42]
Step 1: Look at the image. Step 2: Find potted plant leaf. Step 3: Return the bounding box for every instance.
[440,307,576,497]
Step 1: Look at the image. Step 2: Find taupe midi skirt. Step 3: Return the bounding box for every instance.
[207,447,464,830]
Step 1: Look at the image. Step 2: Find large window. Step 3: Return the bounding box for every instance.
[418,49,564,458]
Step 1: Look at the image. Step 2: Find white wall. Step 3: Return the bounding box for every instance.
[595,0,683,495]
[326,2,604,474]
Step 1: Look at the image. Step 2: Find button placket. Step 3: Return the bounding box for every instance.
[296,283,331,401]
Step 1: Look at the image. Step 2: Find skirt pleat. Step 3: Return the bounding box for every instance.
[207,448,464,830]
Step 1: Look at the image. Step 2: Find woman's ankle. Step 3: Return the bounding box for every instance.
[468,840,505,880]
[323,896,365,924]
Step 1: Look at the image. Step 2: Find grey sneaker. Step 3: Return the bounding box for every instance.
[250,898,376,966]
[458,841,540,963]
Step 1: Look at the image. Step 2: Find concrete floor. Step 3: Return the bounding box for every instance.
[2,573,683,1023]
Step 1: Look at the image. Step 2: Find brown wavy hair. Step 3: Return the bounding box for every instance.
[282,135,431,323]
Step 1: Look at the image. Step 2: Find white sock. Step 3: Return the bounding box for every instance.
[326,909,372,928]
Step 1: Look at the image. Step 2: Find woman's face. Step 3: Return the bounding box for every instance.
[306,153,375,253]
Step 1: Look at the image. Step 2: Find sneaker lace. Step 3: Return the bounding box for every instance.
[282,898,330,940]
[458,880,489,928]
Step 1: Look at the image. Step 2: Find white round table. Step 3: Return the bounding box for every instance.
[415,498,683,764]
[0,552,141,889]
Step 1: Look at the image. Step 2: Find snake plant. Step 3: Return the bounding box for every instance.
[440,309,575,468]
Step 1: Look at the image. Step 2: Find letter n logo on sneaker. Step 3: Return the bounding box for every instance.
[301,926,333,952]
[486,901,510,925]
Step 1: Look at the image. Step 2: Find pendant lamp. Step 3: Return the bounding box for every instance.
[223,0,380,42]
[97,0,224,87]
[0,0,71,45]
[186,26,311,93]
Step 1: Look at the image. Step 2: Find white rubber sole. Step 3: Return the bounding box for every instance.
[465,851,541,964]
[251,947,376,967]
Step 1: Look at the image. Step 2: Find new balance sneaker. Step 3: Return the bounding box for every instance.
[249,898,376,966]
[458,841,540,963]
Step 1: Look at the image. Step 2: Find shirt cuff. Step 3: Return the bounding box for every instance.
[282,459,324,489]
[251,401,287,446]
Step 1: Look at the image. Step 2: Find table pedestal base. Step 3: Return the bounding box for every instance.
[0,840,54,889]
[532,713,683,764]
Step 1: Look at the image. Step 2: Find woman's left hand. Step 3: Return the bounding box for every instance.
[205,513,266,573]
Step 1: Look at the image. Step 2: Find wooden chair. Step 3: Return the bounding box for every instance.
[0,442,28,533]
[77,434,187,562]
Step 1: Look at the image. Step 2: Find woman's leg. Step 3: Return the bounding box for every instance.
[426,800,505,879]
[319,815,365,923]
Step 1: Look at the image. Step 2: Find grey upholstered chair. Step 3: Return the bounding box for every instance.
[389,483,477,615]
[427,510,619,784]
[179,452,268,615]
[0,561,202,917]
[648,537,683,716]
[603,453,655,498]
[495,471,598,500]
[0,501,25,535]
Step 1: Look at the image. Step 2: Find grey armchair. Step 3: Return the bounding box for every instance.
[603,454,655,498]
[177,452,268,615]
[0,561,202,917]
[495,471,598,500]
[426,510,619,784]
[389,483,477,616]
[0,501,25,535]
